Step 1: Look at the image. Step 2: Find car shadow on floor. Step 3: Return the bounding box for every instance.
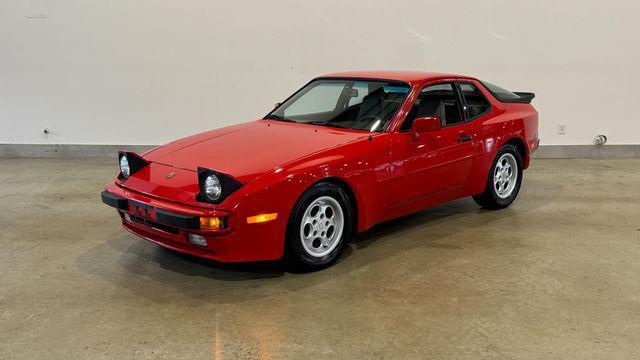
[120,198,486,279]
[78,176,555,304]
[156,247,287,280]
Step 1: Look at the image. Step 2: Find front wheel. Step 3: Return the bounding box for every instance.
[473,144,523,209]
[285,182,353,271]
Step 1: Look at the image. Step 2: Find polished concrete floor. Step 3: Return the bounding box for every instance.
[1,158,639,359]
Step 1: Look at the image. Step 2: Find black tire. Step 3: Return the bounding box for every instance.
[473,144,524,209]
[285,182,353,271]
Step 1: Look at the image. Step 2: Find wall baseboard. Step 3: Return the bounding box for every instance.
[0,144,156,158]
[1,144,639,159]
[531,145,640,158]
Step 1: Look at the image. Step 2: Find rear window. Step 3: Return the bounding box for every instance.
[480,81,522,102]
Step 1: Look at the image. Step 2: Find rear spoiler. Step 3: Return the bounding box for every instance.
[511,92,535,104]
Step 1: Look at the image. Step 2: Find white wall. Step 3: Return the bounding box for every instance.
[1,0,639,146]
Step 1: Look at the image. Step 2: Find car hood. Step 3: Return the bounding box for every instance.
[144,120,370,183]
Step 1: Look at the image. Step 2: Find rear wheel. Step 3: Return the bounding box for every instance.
[285,182,352,271]
[473,144,523,209]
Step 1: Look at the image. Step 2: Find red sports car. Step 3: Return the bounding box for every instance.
[102,71,538,270]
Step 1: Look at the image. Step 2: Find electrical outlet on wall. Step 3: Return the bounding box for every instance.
[558,124,567,135]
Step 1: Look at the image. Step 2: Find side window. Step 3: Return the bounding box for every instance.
[459,83,491,120]
[400,83,463,130]
[284,82,345,117]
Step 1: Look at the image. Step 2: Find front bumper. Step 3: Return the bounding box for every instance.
[101,184,285,262]
[101,191,207,230]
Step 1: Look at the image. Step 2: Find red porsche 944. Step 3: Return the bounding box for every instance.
[102,71,539,270]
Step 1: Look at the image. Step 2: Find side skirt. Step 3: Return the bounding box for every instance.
[381,185,469,223]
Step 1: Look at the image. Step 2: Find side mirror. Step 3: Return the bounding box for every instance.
[410,116,441,142]
[412,116,441,132]
[274,102,282,109]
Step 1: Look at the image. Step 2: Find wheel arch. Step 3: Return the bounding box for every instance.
[467,134,529,196]
[312,177,359,234]
[503,136,529,169]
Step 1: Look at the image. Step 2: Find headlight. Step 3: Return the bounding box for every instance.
[197,167,244,204]
[204,174,222,201]
[119,155,130,178]
[117,151,148,180]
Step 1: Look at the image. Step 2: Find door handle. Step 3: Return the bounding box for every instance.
[457,134,473,143]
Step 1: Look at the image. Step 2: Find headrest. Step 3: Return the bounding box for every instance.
[417,98,443,118]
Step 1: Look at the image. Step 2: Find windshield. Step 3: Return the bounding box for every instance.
[265,79,410,132]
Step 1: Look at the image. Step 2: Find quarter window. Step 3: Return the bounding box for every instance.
[458,83,491,120]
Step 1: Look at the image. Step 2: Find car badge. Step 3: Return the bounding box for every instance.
[166,172,176,179]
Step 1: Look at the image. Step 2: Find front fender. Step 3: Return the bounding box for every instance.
[228,134,391,240]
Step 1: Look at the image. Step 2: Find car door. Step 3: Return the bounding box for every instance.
[388,82,475,205]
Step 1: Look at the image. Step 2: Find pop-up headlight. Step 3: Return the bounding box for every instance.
[117,152,149,180]
[196,167,243,204]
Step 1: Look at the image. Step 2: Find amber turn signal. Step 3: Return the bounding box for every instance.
[199,216,225,230]
[246,213,278,224]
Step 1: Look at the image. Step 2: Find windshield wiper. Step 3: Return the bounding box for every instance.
[265,116,351,129]
[307,121,351,130]
[264,114,295,122]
